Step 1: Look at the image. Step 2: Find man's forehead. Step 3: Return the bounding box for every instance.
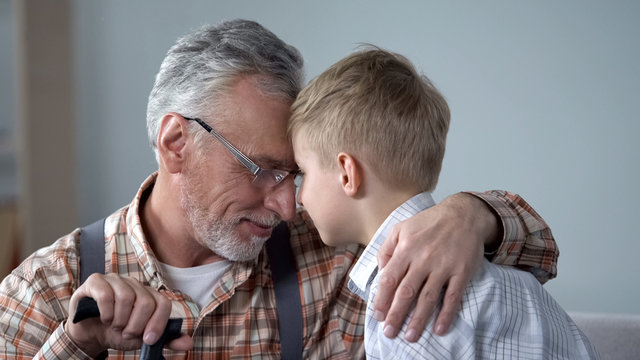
[209,76,295,168]
[243,133,296,168]
[220,122,295,170]
[217,79,290,125]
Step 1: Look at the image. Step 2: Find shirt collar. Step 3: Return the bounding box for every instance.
[348,192,436,299]
[124,172,165,286]
[123,172,256,292]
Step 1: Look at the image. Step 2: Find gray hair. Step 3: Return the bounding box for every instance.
[146,19,305,162]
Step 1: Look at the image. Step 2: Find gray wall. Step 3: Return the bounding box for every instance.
[44,1,640,314]
[0,1,16,201]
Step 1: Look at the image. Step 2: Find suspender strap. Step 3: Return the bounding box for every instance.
[79,218,302,359]
[79,218,106,284]
[266,221,303,360]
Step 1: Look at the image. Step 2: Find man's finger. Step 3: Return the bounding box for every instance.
[377,226,400,270]
[167,334,195,351]
[141,292,173,345]
[372,257,407,322]
[119,285,161,343]
[105,276,136,331]
[379,266,425,339]
[83,273,117,326]
[403,273,447,342]
[433,275,466,336]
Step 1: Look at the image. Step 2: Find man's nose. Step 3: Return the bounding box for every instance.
[263,179,296,221]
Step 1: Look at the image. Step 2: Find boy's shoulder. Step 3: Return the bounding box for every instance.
[471,259,542,293]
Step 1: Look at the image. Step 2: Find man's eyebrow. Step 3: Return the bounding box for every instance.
[252,156,297,171]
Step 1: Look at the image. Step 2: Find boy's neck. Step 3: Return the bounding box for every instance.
[356,186,421,247]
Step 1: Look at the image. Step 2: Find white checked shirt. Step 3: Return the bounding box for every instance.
[348,192,599,359]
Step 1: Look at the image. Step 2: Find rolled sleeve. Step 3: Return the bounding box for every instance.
[465,190,558,283]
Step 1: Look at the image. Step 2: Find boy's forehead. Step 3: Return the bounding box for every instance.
[291,132,311,161]
[291,129,309,145]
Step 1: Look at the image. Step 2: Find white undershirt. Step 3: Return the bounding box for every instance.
[159,260,232,308]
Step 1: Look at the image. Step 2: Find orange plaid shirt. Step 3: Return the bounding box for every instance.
[0,173,557,359]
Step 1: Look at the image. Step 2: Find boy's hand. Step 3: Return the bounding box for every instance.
[374,192,500,341]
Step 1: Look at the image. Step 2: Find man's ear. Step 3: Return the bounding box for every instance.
[157,113,189,174]
[337,152,362,198]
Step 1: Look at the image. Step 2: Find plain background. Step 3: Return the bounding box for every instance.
[1,1,638,315]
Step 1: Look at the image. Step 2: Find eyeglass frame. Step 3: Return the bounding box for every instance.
[183,115,300,187]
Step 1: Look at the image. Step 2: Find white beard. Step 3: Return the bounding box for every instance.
[179,173,280,262]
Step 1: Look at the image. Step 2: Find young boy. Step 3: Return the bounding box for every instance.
[289,48,598,359]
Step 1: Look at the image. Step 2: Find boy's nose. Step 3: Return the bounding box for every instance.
[295,187,304,207]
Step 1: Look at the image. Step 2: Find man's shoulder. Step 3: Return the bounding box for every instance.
[10,205,130,285]
[9,229,81,286]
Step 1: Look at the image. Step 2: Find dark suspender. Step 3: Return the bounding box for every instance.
[79,219,302,359]
[265,222,303,360]
[79,218,106,284]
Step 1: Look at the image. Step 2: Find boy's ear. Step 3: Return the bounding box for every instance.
[157,112,189,174]
[337,152,362,197]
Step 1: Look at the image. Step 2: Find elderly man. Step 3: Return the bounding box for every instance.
[0,20,557,359]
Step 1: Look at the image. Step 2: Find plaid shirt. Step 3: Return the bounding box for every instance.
[0,173,558,359]
[349,192,596,359]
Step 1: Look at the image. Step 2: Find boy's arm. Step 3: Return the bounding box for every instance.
[373,190,558,341]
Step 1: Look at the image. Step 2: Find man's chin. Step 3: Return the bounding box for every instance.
[211,234,270,262]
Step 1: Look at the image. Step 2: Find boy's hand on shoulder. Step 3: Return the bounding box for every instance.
[374,192,495,341]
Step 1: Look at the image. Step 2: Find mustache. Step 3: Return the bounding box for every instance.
[238,213,282,228]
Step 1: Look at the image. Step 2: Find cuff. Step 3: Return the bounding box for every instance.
[41,321,106,359]
[462,191,511,259]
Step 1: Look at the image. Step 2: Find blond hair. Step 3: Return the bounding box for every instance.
[289,47,450,192]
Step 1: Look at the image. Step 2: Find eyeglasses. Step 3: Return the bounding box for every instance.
[184,116,299,188]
